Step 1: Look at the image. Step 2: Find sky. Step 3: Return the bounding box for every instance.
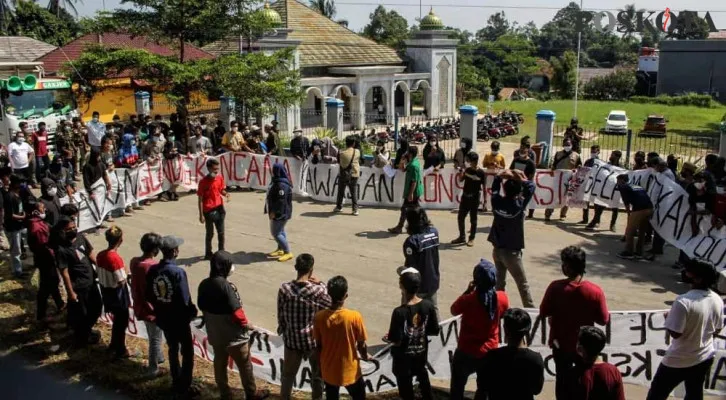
[78,0,726,34]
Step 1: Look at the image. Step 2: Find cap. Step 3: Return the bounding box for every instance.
[159,235,184,251]
[396,266,420,276]
[40,178,56,188]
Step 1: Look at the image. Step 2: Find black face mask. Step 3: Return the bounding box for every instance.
[64,229,77,242]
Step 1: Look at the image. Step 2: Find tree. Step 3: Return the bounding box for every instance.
[476,11,510,42]
[309,0,335,19]
[47,0,79,17]
[0,0,16,34]
[362,6,408,51]
[666,11,710,40]
[583,69,636,100]
[550,50,577,98]
[9,0,81,45]
[488,34,538,89]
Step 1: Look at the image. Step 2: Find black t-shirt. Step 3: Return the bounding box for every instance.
[197,276,241,315]
[402,227,440,294]
[462,167,486,196]
[3,191,24,232]
[510,158,536,180]
[480,346,545,400]
[56,235,95,290]
[387,299,440,359]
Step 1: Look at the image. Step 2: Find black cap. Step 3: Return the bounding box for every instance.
[159,235,184,251]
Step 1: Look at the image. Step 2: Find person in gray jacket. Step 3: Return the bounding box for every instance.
[197,251,270,400]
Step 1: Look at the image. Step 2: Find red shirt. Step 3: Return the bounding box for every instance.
[570,362,625,400]
[26,217,51,258]
[130,257,157,321]
[451,290,509,358]
[540,279,610,354]
[31,131,49,157]
[197,174,225,213]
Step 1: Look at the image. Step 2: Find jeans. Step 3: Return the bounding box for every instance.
[270,219,290,253]
[35,155,50,182]
[395,197,420,229]
[143,321,165,372]
[280,347,323,400]
[7,229,25,276]
[325,377,366,400]
[625,209,653,255]
[336,177,359,211]
[457,195,479,240]
[162,323,195,393]
[449,349,486,400]
[646,358,714,400]
[591,204,619,227]
[212,342,257,399]
[393,354,432,400]
[492,247,535,308]
[36,258,64,321]
[204,207,226,256]
[552,348,578,400]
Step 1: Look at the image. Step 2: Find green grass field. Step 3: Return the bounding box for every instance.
[468,99,725,137]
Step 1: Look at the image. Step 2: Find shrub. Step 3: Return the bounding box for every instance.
[582,70,636,101]
[630,93,713,108]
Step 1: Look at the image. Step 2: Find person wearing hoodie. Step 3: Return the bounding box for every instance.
[265,163,294,262]
[453,137,473,170]
[45,155,75,199]
[198,251,271,400]
[39,178,62,226]
[27,201,64,326]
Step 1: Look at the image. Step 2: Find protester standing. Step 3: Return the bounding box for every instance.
[449,260,510,399]
[277,254,331,400]
[545,138,582,221]
[27,201,64,325]
[488,169,536,307]
[585,150,622,231]
[570,326,625,400]
[265,163,294,262]
[481,140,506,212]
[386,268,439,400]
[5,175,27,277]
[334,136,361,216]
[86,111,106,152]
[451,152,486,246]
[452,137,473,169]
[146,236,198,397]
[198,251,270,400]
[31,122,51,182]
[130,232,166,377]
[422,135,446,170]
[54,216,102,346]
[539,246,610,400]
[188,125,213,156]
[313,276,370,400]
[646,259,724,400]
[96,226,131,360]
[8,131,35,185]
[400,207,440,308]
[290,129,311,196]
[221,121,246,153]
[388,146,423,234]
[479,308,544,400]
[198,158,230,260]
[373,140,390,168]
[616,174,654,260]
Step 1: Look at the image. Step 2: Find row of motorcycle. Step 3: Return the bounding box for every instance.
[477,110,524,141]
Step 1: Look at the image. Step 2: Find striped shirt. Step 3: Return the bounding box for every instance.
[277,280,332,350]
[97,249,127,289]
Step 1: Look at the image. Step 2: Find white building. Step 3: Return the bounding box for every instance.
[204,0,457,132]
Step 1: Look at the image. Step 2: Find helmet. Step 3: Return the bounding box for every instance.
[570,117,578,125]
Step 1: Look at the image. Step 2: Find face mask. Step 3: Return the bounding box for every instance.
[16,137,25,143]
[590,153,599,159]
[563,146,572,152]
[152,136,160,142]
[47,188,58,197]
[492,150,499,155]
[294,131,302,137]
[37,213,46,220]
[694,182,705,190]
[65,229,77,242]
[231,127,238,132]
[208,172,218,178]
[92,117,99,123]
[460,142,466,149]
[377,146,383,151]
[169,136,175,142]
[229,265,235,275]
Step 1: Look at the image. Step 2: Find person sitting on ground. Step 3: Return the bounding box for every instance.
[198,251,271,400]
[313,275,371,400]
[540,246,610,400]
[265,163,294,262]
[616,174,653,260]
[386,268,439,400]
[570,326,625,400]
[479,308,544,400]
[96,226,132,360]
[452,152,486,247]
[449,260,510,399]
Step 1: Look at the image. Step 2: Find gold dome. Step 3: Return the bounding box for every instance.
[420,8,444,30]
[259,1,282,27]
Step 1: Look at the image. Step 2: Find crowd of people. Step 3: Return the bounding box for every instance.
[0,112,725,400]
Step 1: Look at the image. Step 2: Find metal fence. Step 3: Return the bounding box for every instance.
[549,123,720,168]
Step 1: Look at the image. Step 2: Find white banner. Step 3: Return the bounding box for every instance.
[100,307,726,395]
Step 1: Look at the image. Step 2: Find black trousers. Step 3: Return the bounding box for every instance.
[67,285,103,345]
[646,358,714,400]
[457,195,479,240]
[553,348,578,400]
[396,197,420,229]
[162,323,195,393]
[393,355,433,400]
[591,204,619,227]
[109,305,129,355]
[36,263,64,321]
[336,177,359,210]
[449,349,486,400]
[325,377,366,400]
[204,207,226,256]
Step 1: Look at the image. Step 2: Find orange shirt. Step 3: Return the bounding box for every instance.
[313,308,368,386]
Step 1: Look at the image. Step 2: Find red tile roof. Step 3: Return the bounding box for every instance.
[37,33,214,76]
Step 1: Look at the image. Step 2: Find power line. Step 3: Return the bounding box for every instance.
[334,2,726,13]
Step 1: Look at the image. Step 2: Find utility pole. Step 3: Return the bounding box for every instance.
[574,0,583,118]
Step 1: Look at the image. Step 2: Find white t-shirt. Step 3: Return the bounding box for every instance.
[7,141,34,169]
[86,120,106,147]
[662,289,724,368]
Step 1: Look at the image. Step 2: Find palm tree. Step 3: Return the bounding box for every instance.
[0,0,17,34]
[308,0,335,19]
[48,0,80,17]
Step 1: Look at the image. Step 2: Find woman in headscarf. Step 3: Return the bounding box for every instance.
[197,251,270,400]
[320,137,338,164]
[449,260,510,400]
[264,163,294,262]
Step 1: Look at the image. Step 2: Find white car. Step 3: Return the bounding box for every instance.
[604,110,629,134]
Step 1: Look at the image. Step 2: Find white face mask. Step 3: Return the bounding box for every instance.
[563,146,572,152]
[492,150,499,155]
[208,171,218,178]
[92,117,99,123]
[47,187,58,197]
[694,182,705,190]
[16,137,25,143]
[590,153,599,159]
[37,213,46,220]
[460,142,467,149]
[294,131,302,137]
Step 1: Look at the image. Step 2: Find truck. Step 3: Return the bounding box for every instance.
[0,61,79,149]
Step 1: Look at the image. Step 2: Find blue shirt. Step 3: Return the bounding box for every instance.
[617,183,652,211]
[488,176,536,251]
[403,226,440,294]
[146,259,194,329]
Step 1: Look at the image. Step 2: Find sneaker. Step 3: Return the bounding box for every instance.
[144,368,163,378]
[249,389,271,400]
[578,219,589,225]
[267,250,284,258]
[333,207,342,213]
[278,253,294,262]
[544,216,551,222]
[451,237,466,245]
[388,227,403,234]
[352,209,359,216]
[585,223,599,231]
[642,253,655,262]
[617,251,635,260]
[609,225,617,232]
[466,239,475,247]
